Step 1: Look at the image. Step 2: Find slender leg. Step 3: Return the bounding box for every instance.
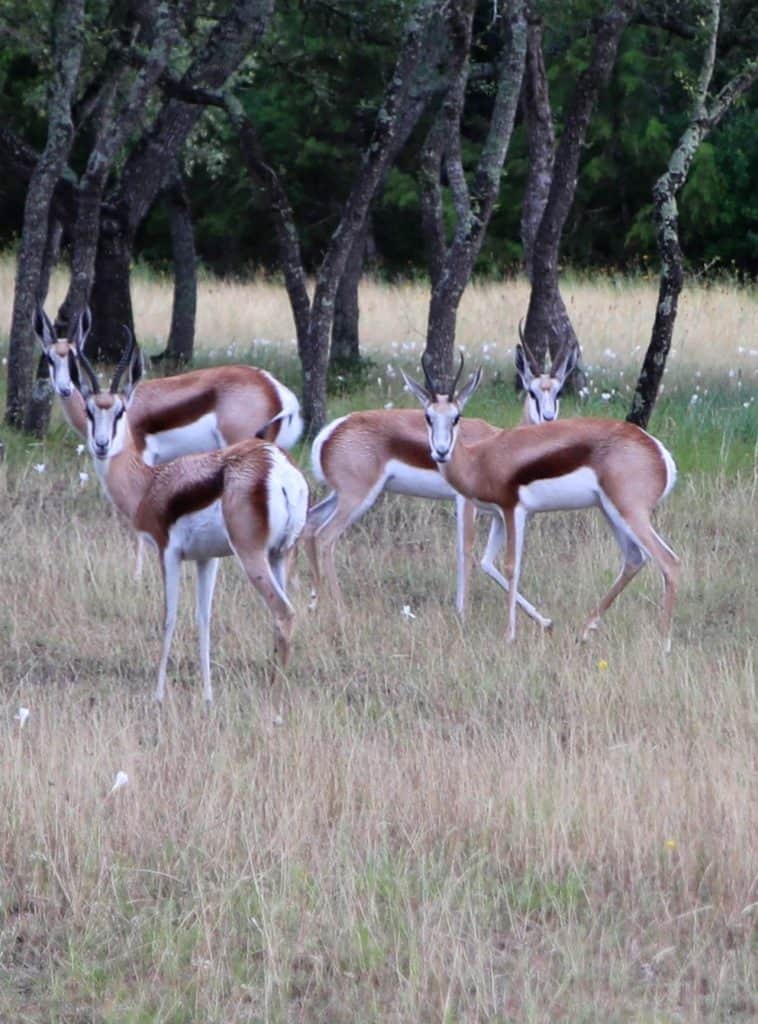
[233,548,296,682]
[480,514,552,629]
[303,493,338,609]
[455,495,477,619]
[196,558,220,705]
[156,550,182,703]
[309,485,384,611]
[505,505,528,642]
[625,515,680,652]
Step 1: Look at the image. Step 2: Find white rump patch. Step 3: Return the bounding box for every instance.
[310,415,349,484]
[647,434,678,503]
[267,446,309,552]
[260,371,303,450]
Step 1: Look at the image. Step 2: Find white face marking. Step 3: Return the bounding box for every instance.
[424,400,461,464]
[527,378,561,423]
[85,396,128,461]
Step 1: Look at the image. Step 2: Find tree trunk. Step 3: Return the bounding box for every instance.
[424,0,527,388]
[156,166,197,367]
[4,0,84,430]
[523,0,634,374]
[628,2,757,427]
[520,13,554,283]
[23,217,64,437]
[88,215,135,361]
[330,223,368,369]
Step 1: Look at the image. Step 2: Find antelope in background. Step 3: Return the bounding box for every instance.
[304,340,578,624]
[403,355,680,649]
[34,305,303,457]
[75,333,309,704]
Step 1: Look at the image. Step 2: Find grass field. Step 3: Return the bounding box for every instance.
[1,267,756,1021]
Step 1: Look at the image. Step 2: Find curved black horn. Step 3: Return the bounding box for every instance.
[77,344,100,395]
[110,326,137,394]
[448,350,465,400]
[421,350,436,395]
[517,318,541,374]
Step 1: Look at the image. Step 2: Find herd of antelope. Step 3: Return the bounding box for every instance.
[36,306,680,705]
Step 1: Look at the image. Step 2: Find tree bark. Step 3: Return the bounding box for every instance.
[523,0,635,375]
[60,2,175,343]
[424,0,527,388]
[88,0,274,360]
[520,11,554,283]
[628,4,758,427]
[330,222,369,369]
[158,164,197,367]
[23,217,64,437]
[4,0,84,430]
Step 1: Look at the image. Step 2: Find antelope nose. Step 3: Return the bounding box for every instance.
[542,411,555,422]
[94,441,109,458]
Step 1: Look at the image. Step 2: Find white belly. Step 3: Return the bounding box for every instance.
[384,459,456,500]
[169,500,232,560]
[518,467,600,513]
[144,413,225,466]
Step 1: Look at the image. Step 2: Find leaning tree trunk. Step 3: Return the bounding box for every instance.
[522,0,634,376]
[4,0,84,430]
[88,215,135,361]
[628,3,757,428]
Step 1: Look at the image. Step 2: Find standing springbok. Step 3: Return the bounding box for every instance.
[34,305,303,457]
[403,355,680,648]
[75,334,309,704]
[303,342,577,624]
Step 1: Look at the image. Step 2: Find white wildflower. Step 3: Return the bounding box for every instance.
[14,707,30,728]
[109,771,129,795]
[689,394,699,405]
[401,605,416,620]
[79,471,89,485]
[76,443,86,455]
[600,392,612,402]
[384,402,394,409]
[33,463,46,473]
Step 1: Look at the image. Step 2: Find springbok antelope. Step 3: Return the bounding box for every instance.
[403,355,680,648]
[75,334,309,704]
[34,305,303,456]
[303,342,575,624]
[515,326,578,425]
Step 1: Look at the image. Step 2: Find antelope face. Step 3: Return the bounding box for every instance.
[34,305,91,398]
[84,393,128,461]
[402,357,483,464]
[525,374,561,424]
[46,341,79,398]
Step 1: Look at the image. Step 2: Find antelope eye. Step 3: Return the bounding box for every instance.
[85,408,94,423]
[453,414,460,425]
[425,413,432,426]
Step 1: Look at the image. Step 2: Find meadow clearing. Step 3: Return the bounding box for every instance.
[0,266,756,1022]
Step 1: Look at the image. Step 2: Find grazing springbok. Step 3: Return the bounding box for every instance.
[303,342,576,624]
[403,355,680,648]
[75,334,309,704]
[34,305,303,457]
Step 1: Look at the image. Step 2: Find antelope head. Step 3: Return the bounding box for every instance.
[515,322,578,423]
[402,352,482,464]
[76,328,142,461]
[34,305,91,399]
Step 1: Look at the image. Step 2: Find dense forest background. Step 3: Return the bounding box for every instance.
[1,0,756,281]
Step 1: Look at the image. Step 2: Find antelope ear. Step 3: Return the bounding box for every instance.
[514,344,533,386]
[401,370,431,406]
[456,367,483,409]
[33,304,56,351]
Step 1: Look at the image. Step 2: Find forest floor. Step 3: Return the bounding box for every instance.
[0,269,756,1022]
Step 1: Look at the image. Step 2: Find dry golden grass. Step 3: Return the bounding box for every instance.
[0,261,756,1020]
[1,256,756,372]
